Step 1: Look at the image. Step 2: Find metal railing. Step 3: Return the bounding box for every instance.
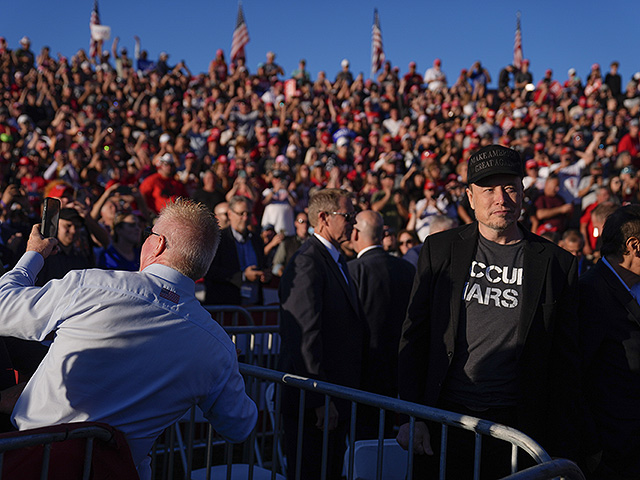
[148,321,585,480]
[240,363,558,480]
[203,305,281,327]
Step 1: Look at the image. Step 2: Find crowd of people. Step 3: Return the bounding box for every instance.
[0,35,639,275]
[1,33,640,479]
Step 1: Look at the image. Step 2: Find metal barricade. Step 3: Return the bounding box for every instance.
[202,305,281,327]
[226,325,280,370]
[204,305,256,326]
[238,364,579,480]
[245,305,281,326]
[150,320,584,480]
[149,324,283,479]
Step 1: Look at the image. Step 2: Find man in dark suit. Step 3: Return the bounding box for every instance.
[348,210,415,439]
[579,205,640,479]
[203,196,268,305]
[279,188,367,480]
[397,145,580,479]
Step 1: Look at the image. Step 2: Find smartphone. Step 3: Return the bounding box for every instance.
[40,197,61,238]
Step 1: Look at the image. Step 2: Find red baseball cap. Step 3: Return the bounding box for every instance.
[421,150,434,161]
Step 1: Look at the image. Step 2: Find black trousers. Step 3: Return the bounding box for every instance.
[282,409,348,480]
[412,400,529,480]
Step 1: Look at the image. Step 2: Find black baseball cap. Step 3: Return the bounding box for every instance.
[467,145,523,185]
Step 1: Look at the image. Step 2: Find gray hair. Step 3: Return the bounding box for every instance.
[156,198,220,280]
[308,189,352,228]
[229,195,252,212]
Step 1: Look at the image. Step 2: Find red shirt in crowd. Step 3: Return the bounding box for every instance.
[139,173,186,214]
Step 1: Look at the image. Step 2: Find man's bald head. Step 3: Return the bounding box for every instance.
[352,210,384,253]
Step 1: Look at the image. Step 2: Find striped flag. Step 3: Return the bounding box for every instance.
[89,0,100,59]
[371,8,385,78]
[230,1,250,64]
[513,12,523,70]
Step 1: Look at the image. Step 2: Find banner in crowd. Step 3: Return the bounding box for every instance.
[91,25,111,42]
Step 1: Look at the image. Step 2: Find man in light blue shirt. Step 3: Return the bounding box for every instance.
[0,199,257,479]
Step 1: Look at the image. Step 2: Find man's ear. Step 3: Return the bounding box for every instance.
[466,186,475,211]
[153,234,167,257]
[628,236,640,256]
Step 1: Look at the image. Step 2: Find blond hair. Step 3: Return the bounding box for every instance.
[156,198,220,280]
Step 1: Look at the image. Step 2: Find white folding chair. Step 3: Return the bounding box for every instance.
[344,439,408,480]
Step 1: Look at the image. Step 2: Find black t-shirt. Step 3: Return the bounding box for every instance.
[442,235,524,408]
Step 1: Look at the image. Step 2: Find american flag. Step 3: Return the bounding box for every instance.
[230,1,250,65]
[371,8,385,78]
[89,0,100,59]
[513,12,523,70]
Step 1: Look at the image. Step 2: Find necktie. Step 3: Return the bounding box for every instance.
[337,254,350,285]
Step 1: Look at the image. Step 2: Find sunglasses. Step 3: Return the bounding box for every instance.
[327,211,356,222]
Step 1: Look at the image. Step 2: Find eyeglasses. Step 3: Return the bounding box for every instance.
[327,211,356,222]
[296,218,308,224]
[399,240,415,246]
[143,226,161,242]
[230,210,251,217]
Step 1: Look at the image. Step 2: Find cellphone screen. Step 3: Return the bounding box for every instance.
[40,197,61,238]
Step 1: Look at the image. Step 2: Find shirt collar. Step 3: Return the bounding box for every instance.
[357,244,383,258]
[231,227,248,243]
[142,263,195,294]
[602,256,631,292]
[314,233,341,264]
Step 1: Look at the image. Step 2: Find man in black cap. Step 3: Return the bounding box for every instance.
[397,144,580,478]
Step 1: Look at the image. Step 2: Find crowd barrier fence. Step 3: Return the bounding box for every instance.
[150,354,584,479]
[0,308,582,480]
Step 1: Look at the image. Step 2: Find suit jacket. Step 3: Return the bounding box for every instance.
[204,227,265,305]
[398,222,580,459]
[278,235,368,413]
[348,247,415,397]
[579,260,640,475]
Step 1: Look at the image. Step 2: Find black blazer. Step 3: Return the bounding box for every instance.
[398,222,580,459]
[579,259,640,474]
[278,235,368,413]
[204,227,265,305]
[348,247,415,397]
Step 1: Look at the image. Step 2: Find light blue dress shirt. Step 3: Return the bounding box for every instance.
[0,251,257,476]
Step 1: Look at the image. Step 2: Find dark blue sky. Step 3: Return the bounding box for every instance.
[3,0,638,86]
